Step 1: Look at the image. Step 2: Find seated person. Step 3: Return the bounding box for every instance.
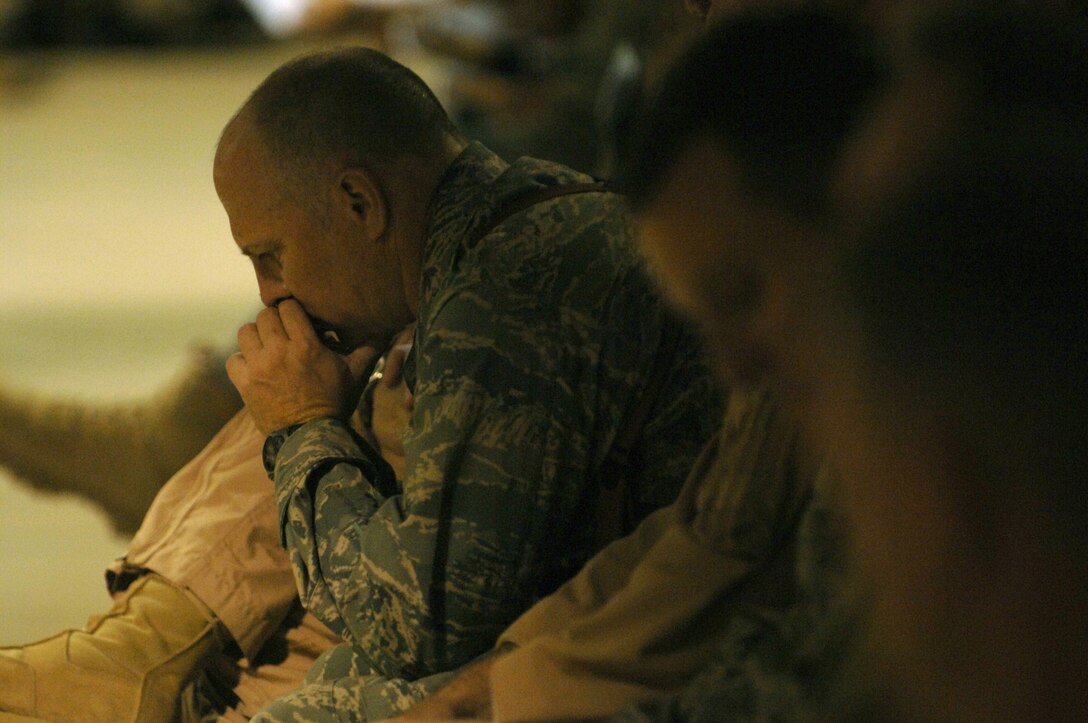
[0,46,723,722]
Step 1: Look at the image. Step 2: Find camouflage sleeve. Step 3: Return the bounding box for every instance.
[271,205,665,681]
[270,418,397,641]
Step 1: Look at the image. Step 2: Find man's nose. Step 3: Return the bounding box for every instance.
[256,274,289,308]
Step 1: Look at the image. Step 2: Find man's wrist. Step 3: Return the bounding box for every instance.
[261,417,395,495]
[262,423,304,478]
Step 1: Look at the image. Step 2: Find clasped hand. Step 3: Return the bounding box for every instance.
[226,299,380,434]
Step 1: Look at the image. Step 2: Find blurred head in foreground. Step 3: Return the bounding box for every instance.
[623,5,887,389]
[629,3,1088,719]
[807,6,1088,719]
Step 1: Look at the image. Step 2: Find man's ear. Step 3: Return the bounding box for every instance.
[337,168,388,241]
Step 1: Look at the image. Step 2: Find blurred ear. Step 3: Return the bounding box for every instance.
[337,168,388,242]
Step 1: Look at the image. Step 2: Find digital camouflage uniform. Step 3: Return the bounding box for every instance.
[608,405,864,723]
[253,142,724,721]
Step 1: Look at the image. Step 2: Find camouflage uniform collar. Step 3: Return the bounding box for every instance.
[416,141,602,317]
[418,141,508,303]
[421,142,508,257]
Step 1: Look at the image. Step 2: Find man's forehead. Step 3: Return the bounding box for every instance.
[215,111,269,173]
[214,128,283,209]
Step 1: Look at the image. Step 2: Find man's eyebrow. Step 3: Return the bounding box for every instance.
[239,241,279,258]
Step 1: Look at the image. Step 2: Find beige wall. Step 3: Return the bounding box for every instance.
[0,35,423,641]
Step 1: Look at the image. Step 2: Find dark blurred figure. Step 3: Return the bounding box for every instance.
[416,0,700,175]
[795,6,1088,720]
[612,2,1088,720]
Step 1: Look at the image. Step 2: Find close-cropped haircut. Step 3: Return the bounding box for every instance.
[620,7,888,223]
[242,47,461,191]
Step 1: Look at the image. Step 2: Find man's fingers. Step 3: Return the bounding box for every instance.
[255,305,288,345]
[236,322,262,353]
[392,325,416,347]
[276,298,320,343]
[382,343,413,386]
[224,351,248,391]
[381,324,416,385]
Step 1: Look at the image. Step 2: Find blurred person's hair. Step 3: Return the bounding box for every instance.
[620,6,889,223]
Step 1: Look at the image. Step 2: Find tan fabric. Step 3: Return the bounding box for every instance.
[491,386,812,721]
[109,409,297,661]
[109,409,338,719]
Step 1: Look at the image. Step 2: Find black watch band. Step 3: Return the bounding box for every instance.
[262,423,304,478]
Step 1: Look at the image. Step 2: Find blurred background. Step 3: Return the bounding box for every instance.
[0,0,698,643]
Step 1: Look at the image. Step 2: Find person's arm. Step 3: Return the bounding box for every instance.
[394,644,517,721]
[496,491,681,648]
[486,387,813,721]
[253,286,663,682]
[386,464,742,722]
[390,493,681,721]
